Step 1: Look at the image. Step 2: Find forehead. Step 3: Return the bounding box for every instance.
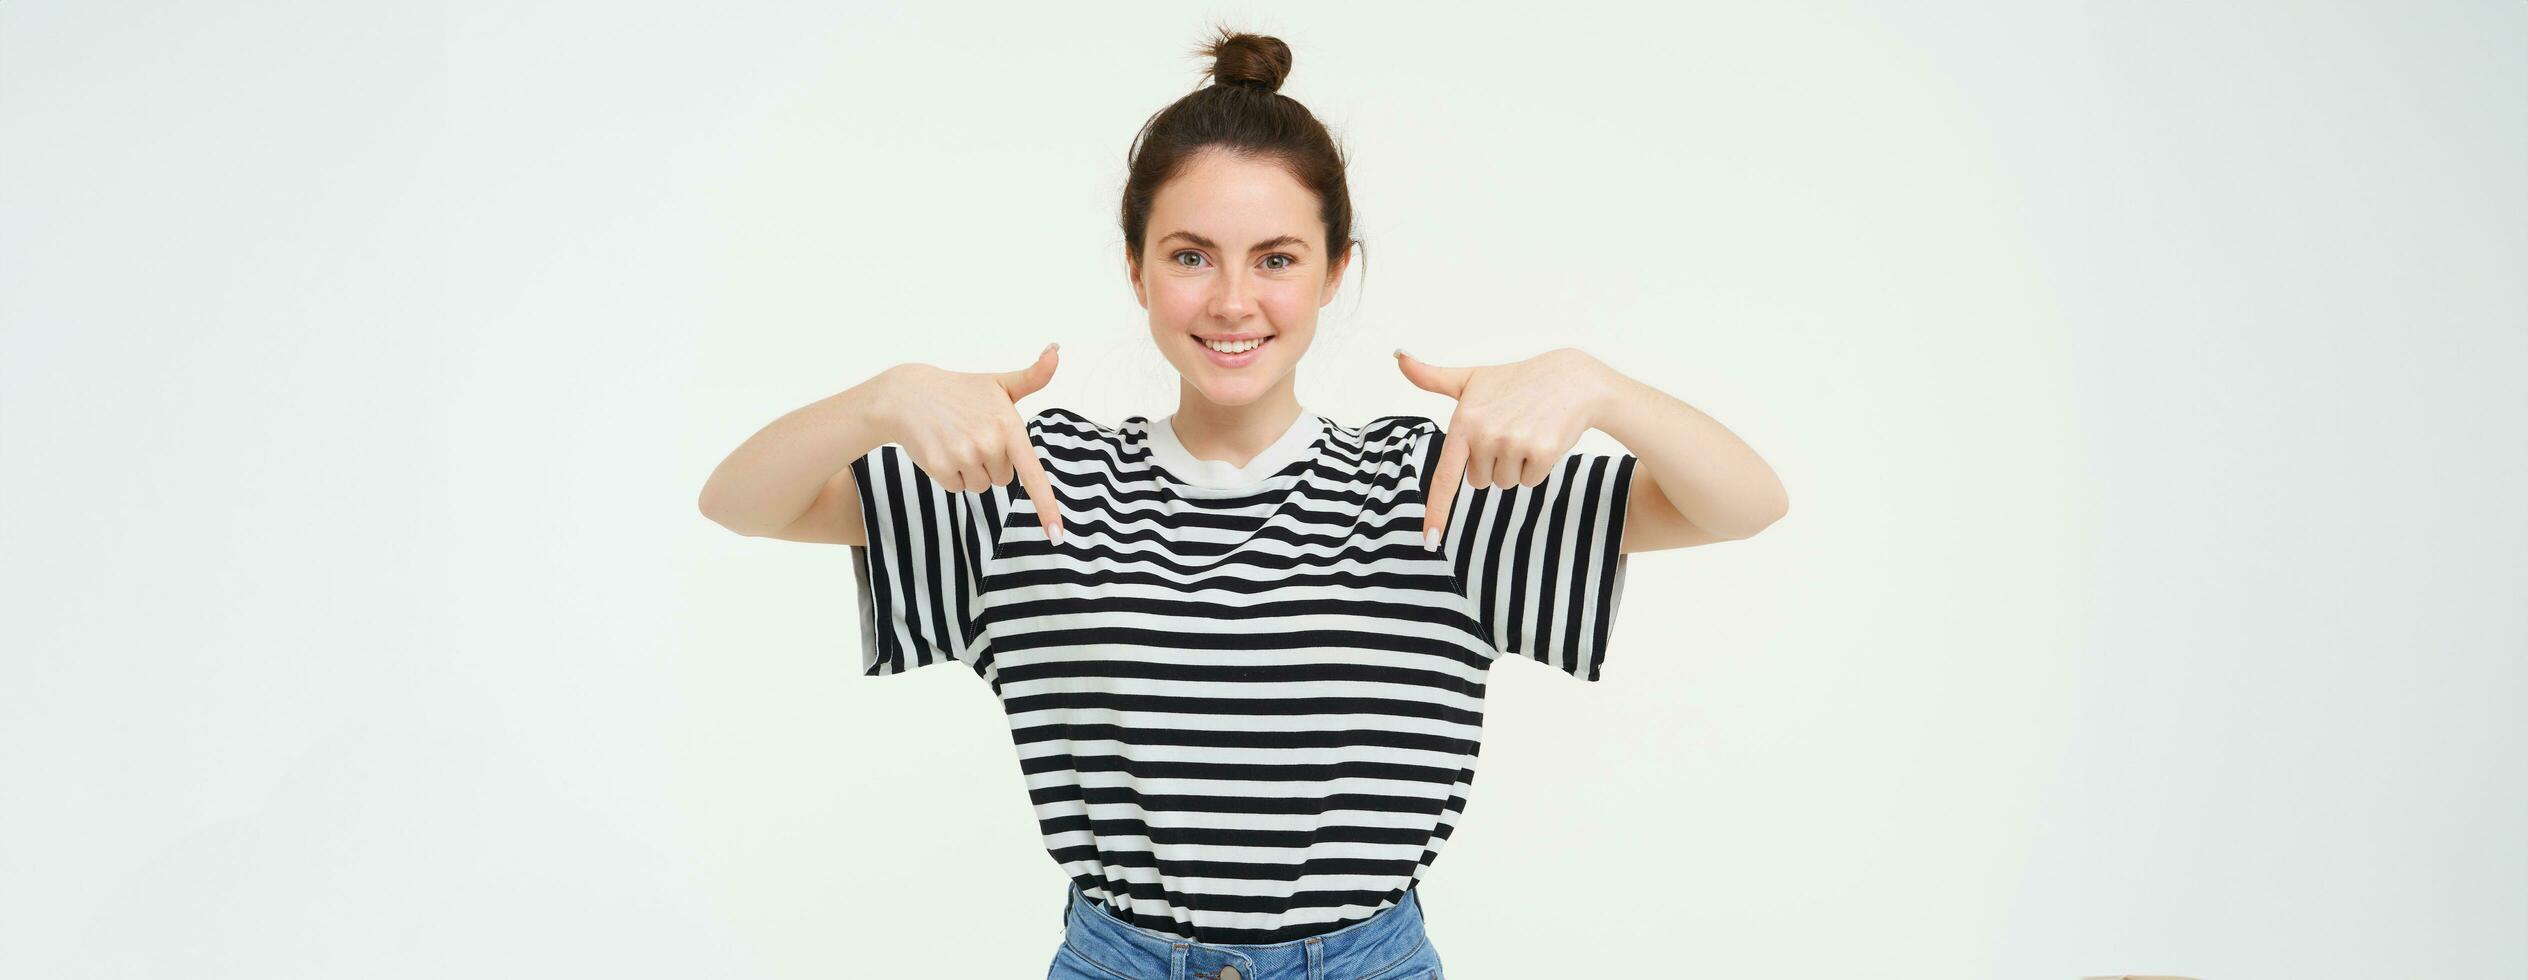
[1148,149,1319,244]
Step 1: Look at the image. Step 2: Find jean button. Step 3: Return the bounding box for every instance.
[1219,968,1242,980]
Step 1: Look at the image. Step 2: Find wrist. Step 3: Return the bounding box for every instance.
[844,365,908,444]
[1577,351,1637,431]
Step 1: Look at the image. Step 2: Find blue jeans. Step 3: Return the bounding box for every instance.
[1047,882,1446,980]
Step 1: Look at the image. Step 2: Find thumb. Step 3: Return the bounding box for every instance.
[1000,342,1060,399]
[1394,348,1470,399]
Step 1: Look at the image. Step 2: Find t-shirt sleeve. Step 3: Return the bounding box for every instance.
[1423,429,1639,681]
[846,442,1000,676]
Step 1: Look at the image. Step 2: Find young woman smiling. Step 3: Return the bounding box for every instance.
[700,27,1784,980]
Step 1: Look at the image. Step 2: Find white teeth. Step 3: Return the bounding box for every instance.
[1201,336,1266,354]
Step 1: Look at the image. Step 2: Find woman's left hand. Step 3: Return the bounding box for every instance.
[1394,346,1618,548]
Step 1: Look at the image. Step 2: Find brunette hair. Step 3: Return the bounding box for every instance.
[1119,27,1364,289]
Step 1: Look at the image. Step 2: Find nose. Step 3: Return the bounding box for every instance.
[1208,266,1254,321]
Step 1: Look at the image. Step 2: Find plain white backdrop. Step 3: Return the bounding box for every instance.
[4,2,2521,978]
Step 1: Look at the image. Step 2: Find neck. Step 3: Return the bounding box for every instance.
[1169,379,1305,468]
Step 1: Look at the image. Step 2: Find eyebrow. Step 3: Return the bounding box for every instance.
[1157,230,1312,254]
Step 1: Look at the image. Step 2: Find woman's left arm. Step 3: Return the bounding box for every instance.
[1399,346,1787,553]
[1582,349,1788,551]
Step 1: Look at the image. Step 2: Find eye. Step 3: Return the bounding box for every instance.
[1171,249,1208,268]
[1262,253,1296,271]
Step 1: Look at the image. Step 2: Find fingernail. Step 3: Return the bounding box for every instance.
[1424,527,1440,550]
[1394,347,1408,359]
[1048,522,1063,545]
[1047,342,1059,353]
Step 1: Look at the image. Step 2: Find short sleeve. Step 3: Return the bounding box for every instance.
[847,443,1001,676]
[1424,431,1639,681]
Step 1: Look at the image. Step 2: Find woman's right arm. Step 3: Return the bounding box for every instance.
[697,344,1067,546]
[695,367,902,545]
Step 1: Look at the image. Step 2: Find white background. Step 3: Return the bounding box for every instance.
[4,2,2521,978]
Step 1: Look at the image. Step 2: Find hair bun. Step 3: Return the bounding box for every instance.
[1198,28,1292,94]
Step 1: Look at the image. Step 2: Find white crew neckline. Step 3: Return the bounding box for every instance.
[1145,406,1324,492]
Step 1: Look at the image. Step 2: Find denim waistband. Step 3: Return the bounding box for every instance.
[1058,882,1432,980]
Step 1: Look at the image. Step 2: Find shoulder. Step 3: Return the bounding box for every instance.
[1355,415,1441,451]
[1025,405,1102,429]
[1339,416,1445,498]
[1020,408,1141,478]
[1023,406,1129,443]
[1325,415,1444,485]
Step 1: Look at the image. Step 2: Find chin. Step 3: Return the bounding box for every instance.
[1187,376,1278,406]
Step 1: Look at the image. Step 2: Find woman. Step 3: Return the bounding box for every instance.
[699,28,1787,980]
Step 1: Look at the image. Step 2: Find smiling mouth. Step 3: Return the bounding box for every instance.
[1193,334,1273,365]
[1197,335,1271,353]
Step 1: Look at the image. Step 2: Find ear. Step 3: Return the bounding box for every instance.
[1125,251,1148,310]
[1319,241,1351,308]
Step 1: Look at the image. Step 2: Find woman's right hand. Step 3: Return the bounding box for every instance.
[867,343,1066,543]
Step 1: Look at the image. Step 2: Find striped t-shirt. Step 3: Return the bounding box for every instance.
[845,405,1638,944]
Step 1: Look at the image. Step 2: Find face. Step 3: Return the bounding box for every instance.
[1130,149,1349,408]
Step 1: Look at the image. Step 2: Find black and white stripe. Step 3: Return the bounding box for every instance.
[846,441,1000,675]
[845,407,1638,943]
[1427,439,1639,682]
